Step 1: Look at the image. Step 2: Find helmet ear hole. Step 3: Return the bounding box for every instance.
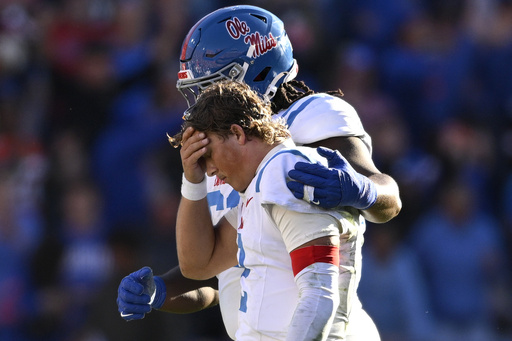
[253,67,271,82]
[250,14,267,23]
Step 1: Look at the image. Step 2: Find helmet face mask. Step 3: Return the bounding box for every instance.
[177,62,245,107]
[177,5,297,107]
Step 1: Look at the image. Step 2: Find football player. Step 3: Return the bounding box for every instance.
[175,80,359,340]
[117,5,401,340]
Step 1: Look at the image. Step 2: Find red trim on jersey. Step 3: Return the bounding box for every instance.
[290,245,339,277]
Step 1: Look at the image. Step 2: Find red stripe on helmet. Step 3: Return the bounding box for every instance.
[180,12,213,61]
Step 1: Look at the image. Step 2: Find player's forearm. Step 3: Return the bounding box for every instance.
[157,266,219,313]
[161,287,219,314]
[362,173,401,223]
[176,197,217,279]
[286,262,339,341]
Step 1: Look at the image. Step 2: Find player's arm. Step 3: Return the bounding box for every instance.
[289,136,401,223]
[117,125,227,320]
[176,197,238,280]
[321,136,401,223]
[157,266,219,313]
[176,127,238,280]
[116,265,219,320]
[270,205,341,341]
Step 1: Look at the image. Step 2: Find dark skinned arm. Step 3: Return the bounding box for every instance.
[307,136,401,223]
[157,265,219,314]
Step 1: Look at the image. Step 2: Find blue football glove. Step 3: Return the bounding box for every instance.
[117,266,166,321]
[287,146,377,210]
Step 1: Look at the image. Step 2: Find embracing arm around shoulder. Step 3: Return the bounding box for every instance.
[310,136,402,223]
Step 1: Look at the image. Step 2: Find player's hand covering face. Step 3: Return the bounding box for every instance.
[180,127,209,183]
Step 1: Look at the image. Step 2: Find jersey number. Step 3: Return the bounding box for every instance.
[207,189,240,211]
[237,233,250,313]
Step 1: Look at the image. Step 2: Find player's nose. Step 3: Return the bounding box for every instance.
[205,160,217,177]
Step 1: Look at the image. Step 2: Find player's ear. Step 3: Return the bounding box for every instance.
[230,124,246,144]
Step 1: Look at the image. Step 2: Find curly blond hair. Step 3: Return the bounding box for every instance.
[169,80,290,147]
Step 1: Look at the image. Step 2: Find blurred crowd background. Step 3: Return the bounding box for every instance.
[1,0,511,340]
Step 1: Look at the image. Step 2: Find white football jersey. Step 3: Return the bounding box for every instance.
[274,93,372,153]
[234,140,358,340]
[207,175,244,340]
[208,93,373,340]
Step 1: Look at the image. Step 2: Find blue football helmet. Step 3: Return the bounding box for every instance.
[177,5,298,107]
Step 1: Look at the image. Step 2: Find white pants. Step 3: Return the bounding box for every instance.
[346,308,381,341]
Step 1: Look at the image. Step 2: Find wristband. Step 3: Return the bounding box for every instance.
[181,173,207,201]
